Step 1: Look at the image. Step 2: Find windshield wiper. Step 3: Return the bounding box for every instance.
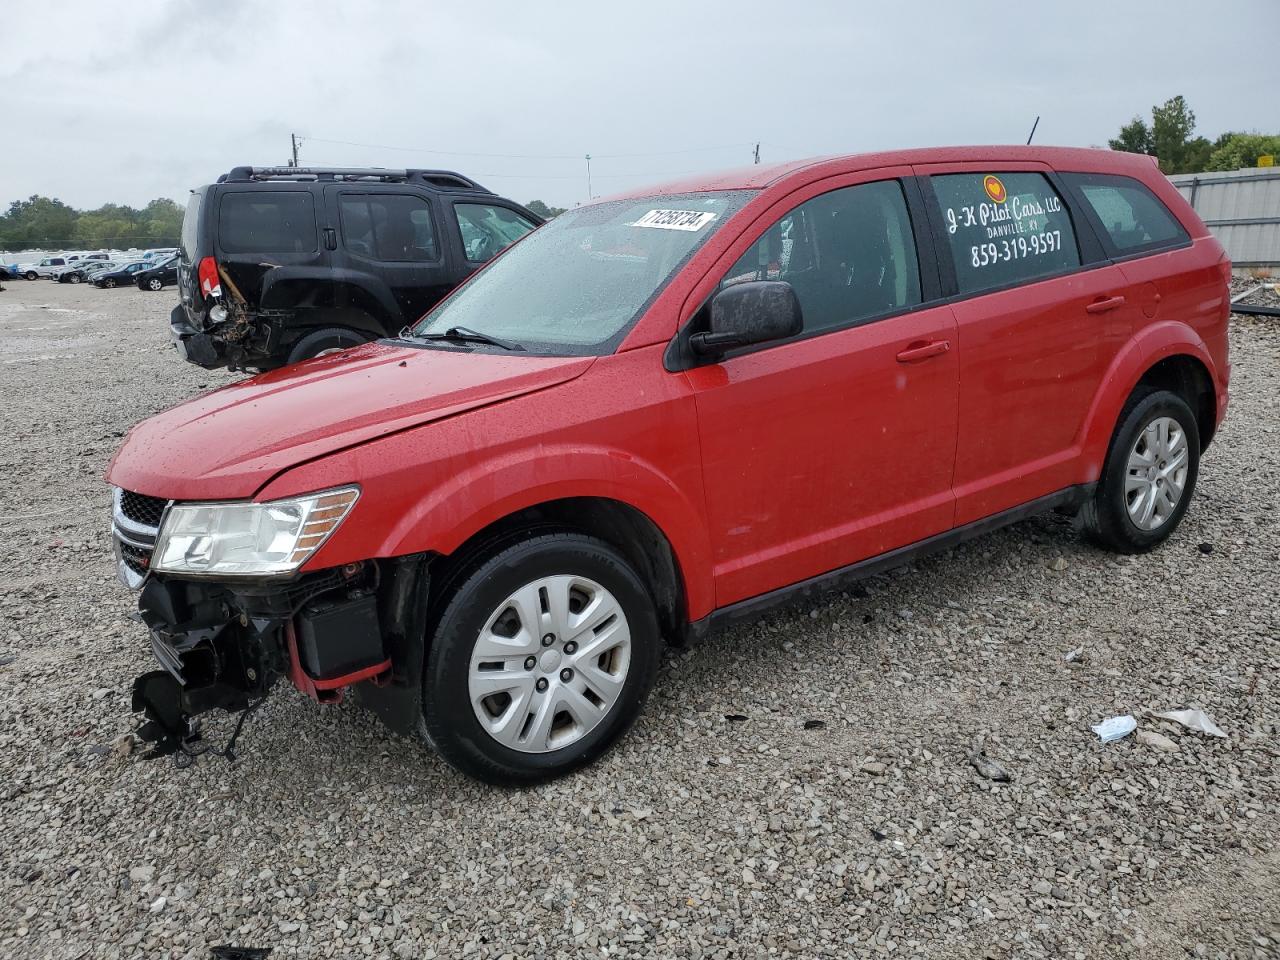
[410,325,525,351]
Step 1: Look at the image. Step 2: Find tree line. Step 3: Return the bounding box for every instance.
[0,196,185,253]
[1109,95,1279,175]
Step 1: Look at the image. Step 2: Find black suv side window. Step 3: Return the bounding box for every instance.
[1064,173,1189,255]
[454,203,536,263]
[340,194,439,262]
[219,192,317,254]
[929,172,1079,295]
[721,180,922,335]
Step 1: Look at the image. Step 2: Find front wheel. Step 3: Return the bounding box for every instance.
[103,277,117,288]
[1080,388,1200,553]
[24,271,37,281]
[420,533,661,784]
[69,273,82,284]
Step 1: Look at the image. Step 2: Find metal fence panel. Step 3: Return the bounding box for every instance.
[1169,169,1280,268]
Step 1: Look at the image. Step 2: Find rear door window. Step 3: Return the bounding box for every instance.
[721,179,922,335]
[218,192,317,254]
[1064,173,1189,255]
[928,172,1080,295]
[454,203,537,262]
[340,194,439,262]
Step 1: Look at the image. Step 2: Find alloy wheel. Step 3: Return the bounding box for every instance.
[467,574,631,754]
[1124,415,1188,531]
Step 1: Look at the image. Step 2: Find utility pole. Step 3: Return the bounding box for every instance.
[753,143,760,165]
[291,133,300,167]
[585,154,592,201]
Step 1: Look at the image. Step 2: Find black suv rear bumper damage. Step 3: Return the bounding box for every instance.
[169,305,224,369]
[129,556,429,760]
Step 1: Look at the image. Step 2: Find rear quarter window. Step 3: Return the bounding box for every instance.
[1063,173,1189,255]
[181,191,203,260]
[218,191,318,254]
[928,171,1080,296]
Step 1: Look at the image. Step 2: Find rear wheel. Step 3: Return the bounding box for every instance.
[147,277,164,291]
[420,533,661,785]
[285,326,369,364]
[1080,388,1200,553]
[24,271,36,280]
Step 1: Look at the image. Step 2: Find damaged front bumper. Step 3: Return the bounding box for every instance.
[129,566,395,761]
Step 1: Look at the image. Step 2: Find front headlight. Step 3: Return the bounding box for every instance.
[151,487,359,577]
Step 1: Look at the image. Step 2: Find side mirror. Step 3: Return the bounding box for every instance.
[690,280,802,359]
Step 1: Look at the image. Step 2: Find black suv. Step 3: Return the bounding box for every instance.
[137,257,178,291]
[172,166,543,370]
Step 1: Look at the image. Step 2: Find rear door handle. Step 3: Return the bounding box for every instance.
[322,227,337,251]
[1085,295,1126,314]
[896,339,950,363]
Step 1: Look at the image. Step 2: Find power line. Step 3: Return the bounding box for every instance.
[302,136,755,162]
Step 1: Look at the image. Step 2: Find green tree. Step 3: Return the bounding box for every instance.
[1150,95,1199,173]
[0,196,184,251]
[1206,132,1280,171]
[525,199,567,219]
[0,195,79,249]
[1108,96,1237,174]
[1109,116,1152,155]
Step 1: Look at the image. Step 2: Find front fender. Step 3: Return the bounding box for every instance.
[1076,320,1217,479]
[391,445,714,621]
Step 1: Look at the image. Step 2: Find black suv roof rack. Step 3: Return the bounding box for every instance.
[218,166,491,193]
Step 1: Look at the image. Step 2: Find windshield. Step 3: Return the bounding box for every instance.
[413,190,756,354]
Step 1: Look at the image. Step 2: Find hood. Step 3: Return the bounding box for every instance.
[107,341,593,500]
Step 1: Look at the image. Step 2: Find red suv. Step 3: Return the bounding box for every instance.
[109,146,1231,783]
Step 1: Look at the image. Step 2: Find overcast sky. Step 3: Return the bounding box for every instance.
[4,0,1273,212]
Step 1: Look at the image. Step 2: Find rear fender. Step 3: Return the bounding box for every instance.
[1077,321,1216,478]
[260,267,399,326]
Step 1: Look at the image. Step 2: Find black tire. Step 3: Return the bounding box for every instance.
[146,277,164,291]
[285,326,369,364]
[24,271,37,281]
[103,277,117,288]
[69,273,82,284]
[420,533,662,785]
[1079,388,1200,554]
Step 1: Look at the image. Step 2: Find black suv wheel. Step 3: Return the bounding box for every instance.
[286,327,370,364]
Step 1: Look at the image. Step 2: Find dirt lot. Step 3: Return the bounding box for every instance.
[0,280,1277,960]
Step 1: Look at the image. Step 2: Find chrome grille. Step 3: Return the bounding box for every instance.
[112,487,170,590]
[120,490,168,528]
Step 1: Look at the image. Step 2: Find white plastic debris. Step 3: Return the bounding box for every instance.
[1091,715,1137,743]
[1153,709,1227,738]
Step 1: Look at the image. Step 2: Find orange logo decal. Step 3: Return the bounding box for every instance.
[984,175,1007,203]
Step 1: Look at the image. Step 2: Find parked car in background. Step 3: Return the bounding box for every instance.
[55,260,125,283]
[18,256,68,279]
[136,257,177,291]
[109,146,1230,783]
[171,166,542,370]
[93,261,151,288]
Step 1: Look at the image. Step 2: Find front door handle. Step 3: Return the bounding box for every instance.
[1085,295,1126,314]
[896,339,951,363]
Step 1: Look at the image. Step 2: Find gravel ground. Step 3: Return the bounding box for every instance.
[0,280,1276,960]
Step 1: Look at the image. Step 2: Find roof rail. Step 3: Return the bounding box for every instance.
[219,166,490,193]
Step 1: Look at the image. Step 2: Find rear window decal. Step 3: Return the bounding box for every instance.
[630,209,718,231]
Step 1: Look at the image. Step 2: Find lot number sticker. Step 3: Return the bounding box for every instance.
[631,209,718,231]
